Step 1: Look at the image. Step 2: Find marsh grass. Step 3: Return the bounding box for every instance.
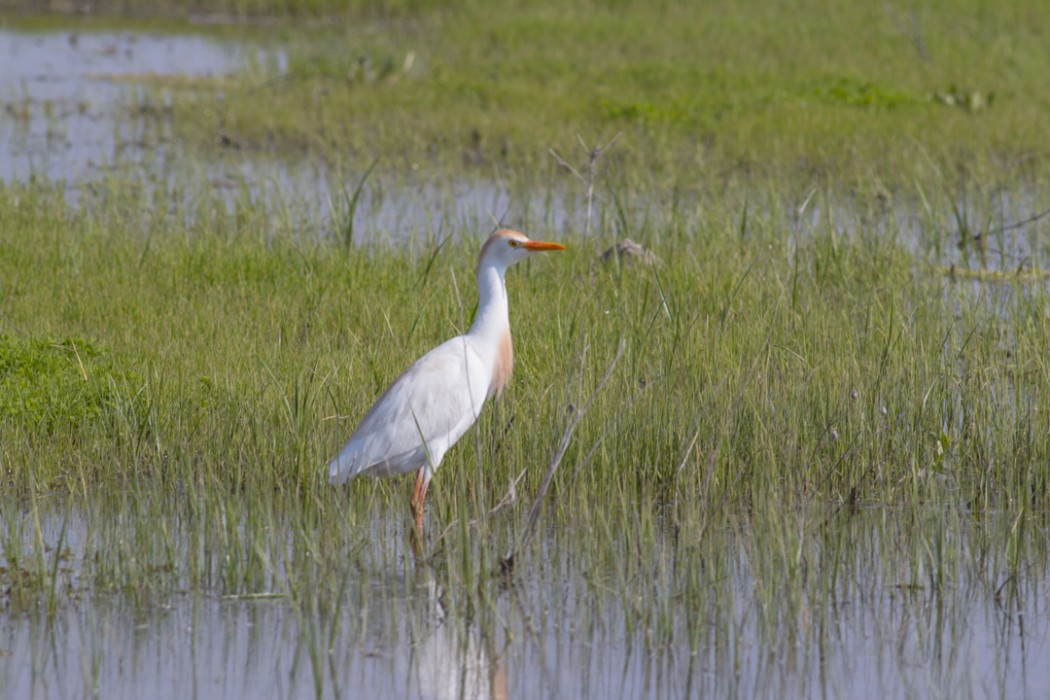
[17,1,1044,189]
[1,166,1048,628]
[124,0,1050,189]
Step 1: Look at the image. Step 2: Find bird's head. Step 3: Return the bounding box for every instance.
[477,229,566,274]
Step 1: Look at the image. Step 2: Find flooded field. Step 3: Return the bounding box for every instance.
[2,506,1048,699]
[3,15,1050,700]
[0,28,244,182]
[0,27,579,242]
[3,26,1047,265]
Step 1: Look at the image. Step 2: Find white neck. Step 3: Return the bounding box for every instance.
[468,262,509,346]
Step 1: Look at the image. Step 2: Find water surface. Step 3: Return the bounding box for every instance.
[1,508,1047,699]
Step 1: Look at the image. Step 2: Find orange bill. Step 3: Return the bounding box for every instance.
[523,240,566,251]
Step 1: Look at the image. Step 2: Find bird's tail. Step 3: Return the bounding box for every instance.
[327,449,354,485]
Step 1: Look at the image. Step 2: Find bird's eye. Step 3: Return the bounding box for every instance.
[508,240,520,248]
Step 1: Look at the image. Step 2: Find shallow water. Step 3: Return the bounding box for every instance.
[0,27,579,241]
[0,28,245,183]
[1,507,1048,699]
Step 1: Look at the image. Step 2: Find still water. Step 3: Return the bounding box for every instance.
[0,27,575,241]
[1,507,1048,699]
[0,28,243,183]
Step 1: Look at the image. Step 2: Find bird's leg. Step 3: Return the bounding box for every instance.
[410,467,431,537]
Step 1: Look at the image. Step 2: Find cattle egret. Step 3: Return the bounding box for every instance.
[328,229,566,535]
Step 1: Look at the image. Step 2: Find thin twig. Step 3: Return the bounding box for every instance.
[547,148,586,185]
[506,338,626,563]
[549,133,621,237]
[0,310,28,336]
[985,206,1050,236]
[435,466,529,542]
[582,134,621,237]
[882,0,929,62]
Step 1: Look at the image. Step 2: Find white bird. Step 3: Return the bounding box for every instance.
[328,229,566,535]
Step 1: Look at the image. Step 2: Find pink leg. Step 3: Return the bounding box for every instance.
[409,467,431,537]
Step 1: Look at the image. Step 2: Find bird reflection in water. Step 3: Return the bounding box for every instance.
[410,569,508,700]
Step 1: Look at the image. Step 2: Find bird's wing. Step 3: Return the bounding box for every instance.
[328,336,489,484]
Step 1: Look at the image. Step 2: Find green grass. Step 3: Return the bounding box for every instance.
[11,0,1050,189]
[1,162,1048,700]
[0,335,124,430]
[1,173,1048,609]
[117,0,1050,189]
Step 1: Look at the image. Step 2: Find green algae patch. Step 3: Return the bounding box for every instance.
[0,335,124,430]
